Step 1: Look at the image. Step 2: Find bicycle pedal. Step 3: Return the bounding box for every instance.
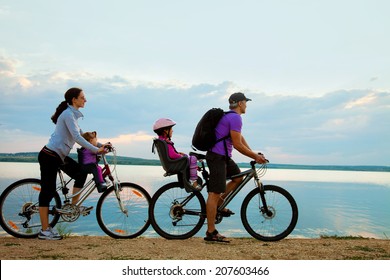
[54,207,72,215]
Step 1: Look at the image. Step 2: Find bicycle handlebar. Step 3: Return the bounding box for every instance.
[103,142,114,153]
[250,153,269,167]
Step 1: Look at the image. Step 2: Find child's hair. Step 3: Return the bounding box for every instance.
[154,128,167,136]
[82,131,97,142]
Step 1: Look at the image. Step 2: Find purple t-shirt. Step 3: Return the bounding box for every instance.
[210,111,242,157]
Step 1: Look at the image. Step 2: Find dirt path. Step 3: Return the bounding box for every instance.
[1,236,389,260]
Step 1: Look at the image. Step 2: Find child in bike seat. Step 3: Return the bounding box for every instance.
[153,118,201,191]
[77,131,107,193]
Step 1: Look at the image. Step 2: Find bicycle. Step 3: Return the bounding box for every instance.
[149,151,298,241]
[0,146,151,239]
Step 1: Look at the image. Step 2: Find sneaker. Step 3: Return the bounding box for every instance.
[38,227,63,240]
[79,205,93,216]
[49,226,60,236]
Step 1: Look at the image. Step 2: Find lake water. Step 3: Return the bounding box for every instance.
[0,162,389,239]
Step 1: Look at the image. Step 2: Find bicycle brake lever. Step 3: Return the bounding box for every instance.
[104,143,113,152]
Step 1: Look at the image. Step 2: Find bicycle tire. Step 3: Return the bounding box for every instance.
[241,185,298,241]
[149,182,206,239]
[0,178,61,238]
[96,182,151,239]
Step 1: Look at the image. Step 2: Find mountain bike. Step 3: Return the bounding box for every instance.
[149,152,298,241]
[0,146,151,239]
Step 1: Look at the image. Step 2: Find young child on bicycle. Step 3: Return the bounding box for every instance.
[153,118,201,191]
[77,131,108,193]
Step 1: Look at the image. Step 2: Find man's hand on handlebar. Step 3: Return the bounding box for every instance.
[255,152,268,164]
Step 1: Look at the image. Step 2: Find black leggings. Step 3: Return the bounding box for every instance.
[38,148,87,207]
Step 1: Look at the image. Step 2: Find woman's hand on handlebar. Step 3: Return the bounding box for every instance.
[98,142,112,154]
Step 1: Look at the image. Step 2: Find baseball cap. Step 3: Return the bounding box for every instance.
[229,92,252,103]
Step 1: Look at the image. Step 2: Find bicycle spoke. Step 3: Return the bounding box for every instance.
[149,182,206,239]
[241,185,298,241]
[0,179,61,238]
[96,183,151,239]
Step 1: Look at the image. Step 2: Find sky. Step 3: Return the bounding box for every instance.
[0,0,389,166]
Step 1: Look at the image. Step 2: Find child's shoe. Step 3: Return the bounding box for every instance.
[189,180,202,191]
[97,182,108,193]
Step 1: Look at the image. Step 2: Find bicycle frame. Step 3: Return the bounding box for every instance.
[219,161,273,217]
[57,152,119,208]
[218,165,257,212]
[189,159,268,215]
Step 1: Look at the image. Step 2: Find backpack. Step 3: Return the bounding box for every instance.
[192,108,233,152]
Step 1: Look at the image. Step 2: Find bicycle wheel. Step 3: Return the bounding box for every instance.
[241,185,298,241]
[0,178,61,238]
[96,182,151,238]
[149,182,206,239]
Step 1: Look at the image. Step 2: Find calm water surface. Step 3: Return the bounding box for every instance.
[1,162,389,238]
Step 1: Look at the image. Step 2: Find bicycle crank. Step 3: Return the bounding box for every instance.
[57,204,80,222]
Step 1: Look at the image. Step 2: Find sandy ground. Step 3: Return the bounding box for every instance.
[1,236,389,260]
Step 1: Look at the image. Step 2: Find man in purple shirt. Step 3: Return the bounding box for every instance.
[205,92,267,242]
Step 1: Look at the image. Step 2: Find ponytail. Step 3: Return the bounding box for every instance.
[51,101,68,124]
[51,87,83,124]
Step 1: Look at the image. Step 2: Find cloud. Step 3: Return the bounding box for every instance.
[0,56,34,93]
[317,115,370,132]
[344,92,377,109]
[98,131,155,159]
[369,77,378,82]
[0,6,10,16]
[0,128,47,153]
[102,131,152,144]
[0,55,389,165]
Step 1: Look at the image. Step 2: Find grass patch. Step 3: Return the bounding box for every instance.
[346,245,389,260]
[84,243,101,249]
[352,246,386,253]
[55,224,73,238]
[4,243,21,247]
[108,255,151,260]
[320,235,369,240]
[39,254,66,260]
[352,246,377,252]
[345,256,370,260]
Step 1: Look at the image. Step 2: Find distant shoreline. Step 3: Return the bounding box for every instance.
[0,152,389,172]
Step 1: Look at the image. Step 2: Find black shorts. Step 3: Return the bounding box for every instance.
[206,151,241,194]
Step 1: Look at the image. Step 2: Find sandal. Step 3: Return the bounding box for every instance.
[218,208,235,217]
[204,230,230,243]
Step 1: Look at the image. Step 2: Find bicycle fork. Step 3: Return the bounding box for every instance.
[113,182,128,216]
[103,163,128,217]
[254,173,273,218]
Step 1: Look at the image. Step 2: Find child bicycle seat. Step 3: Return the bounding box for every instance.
[152,138,201,192]
[152,138,188,174]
